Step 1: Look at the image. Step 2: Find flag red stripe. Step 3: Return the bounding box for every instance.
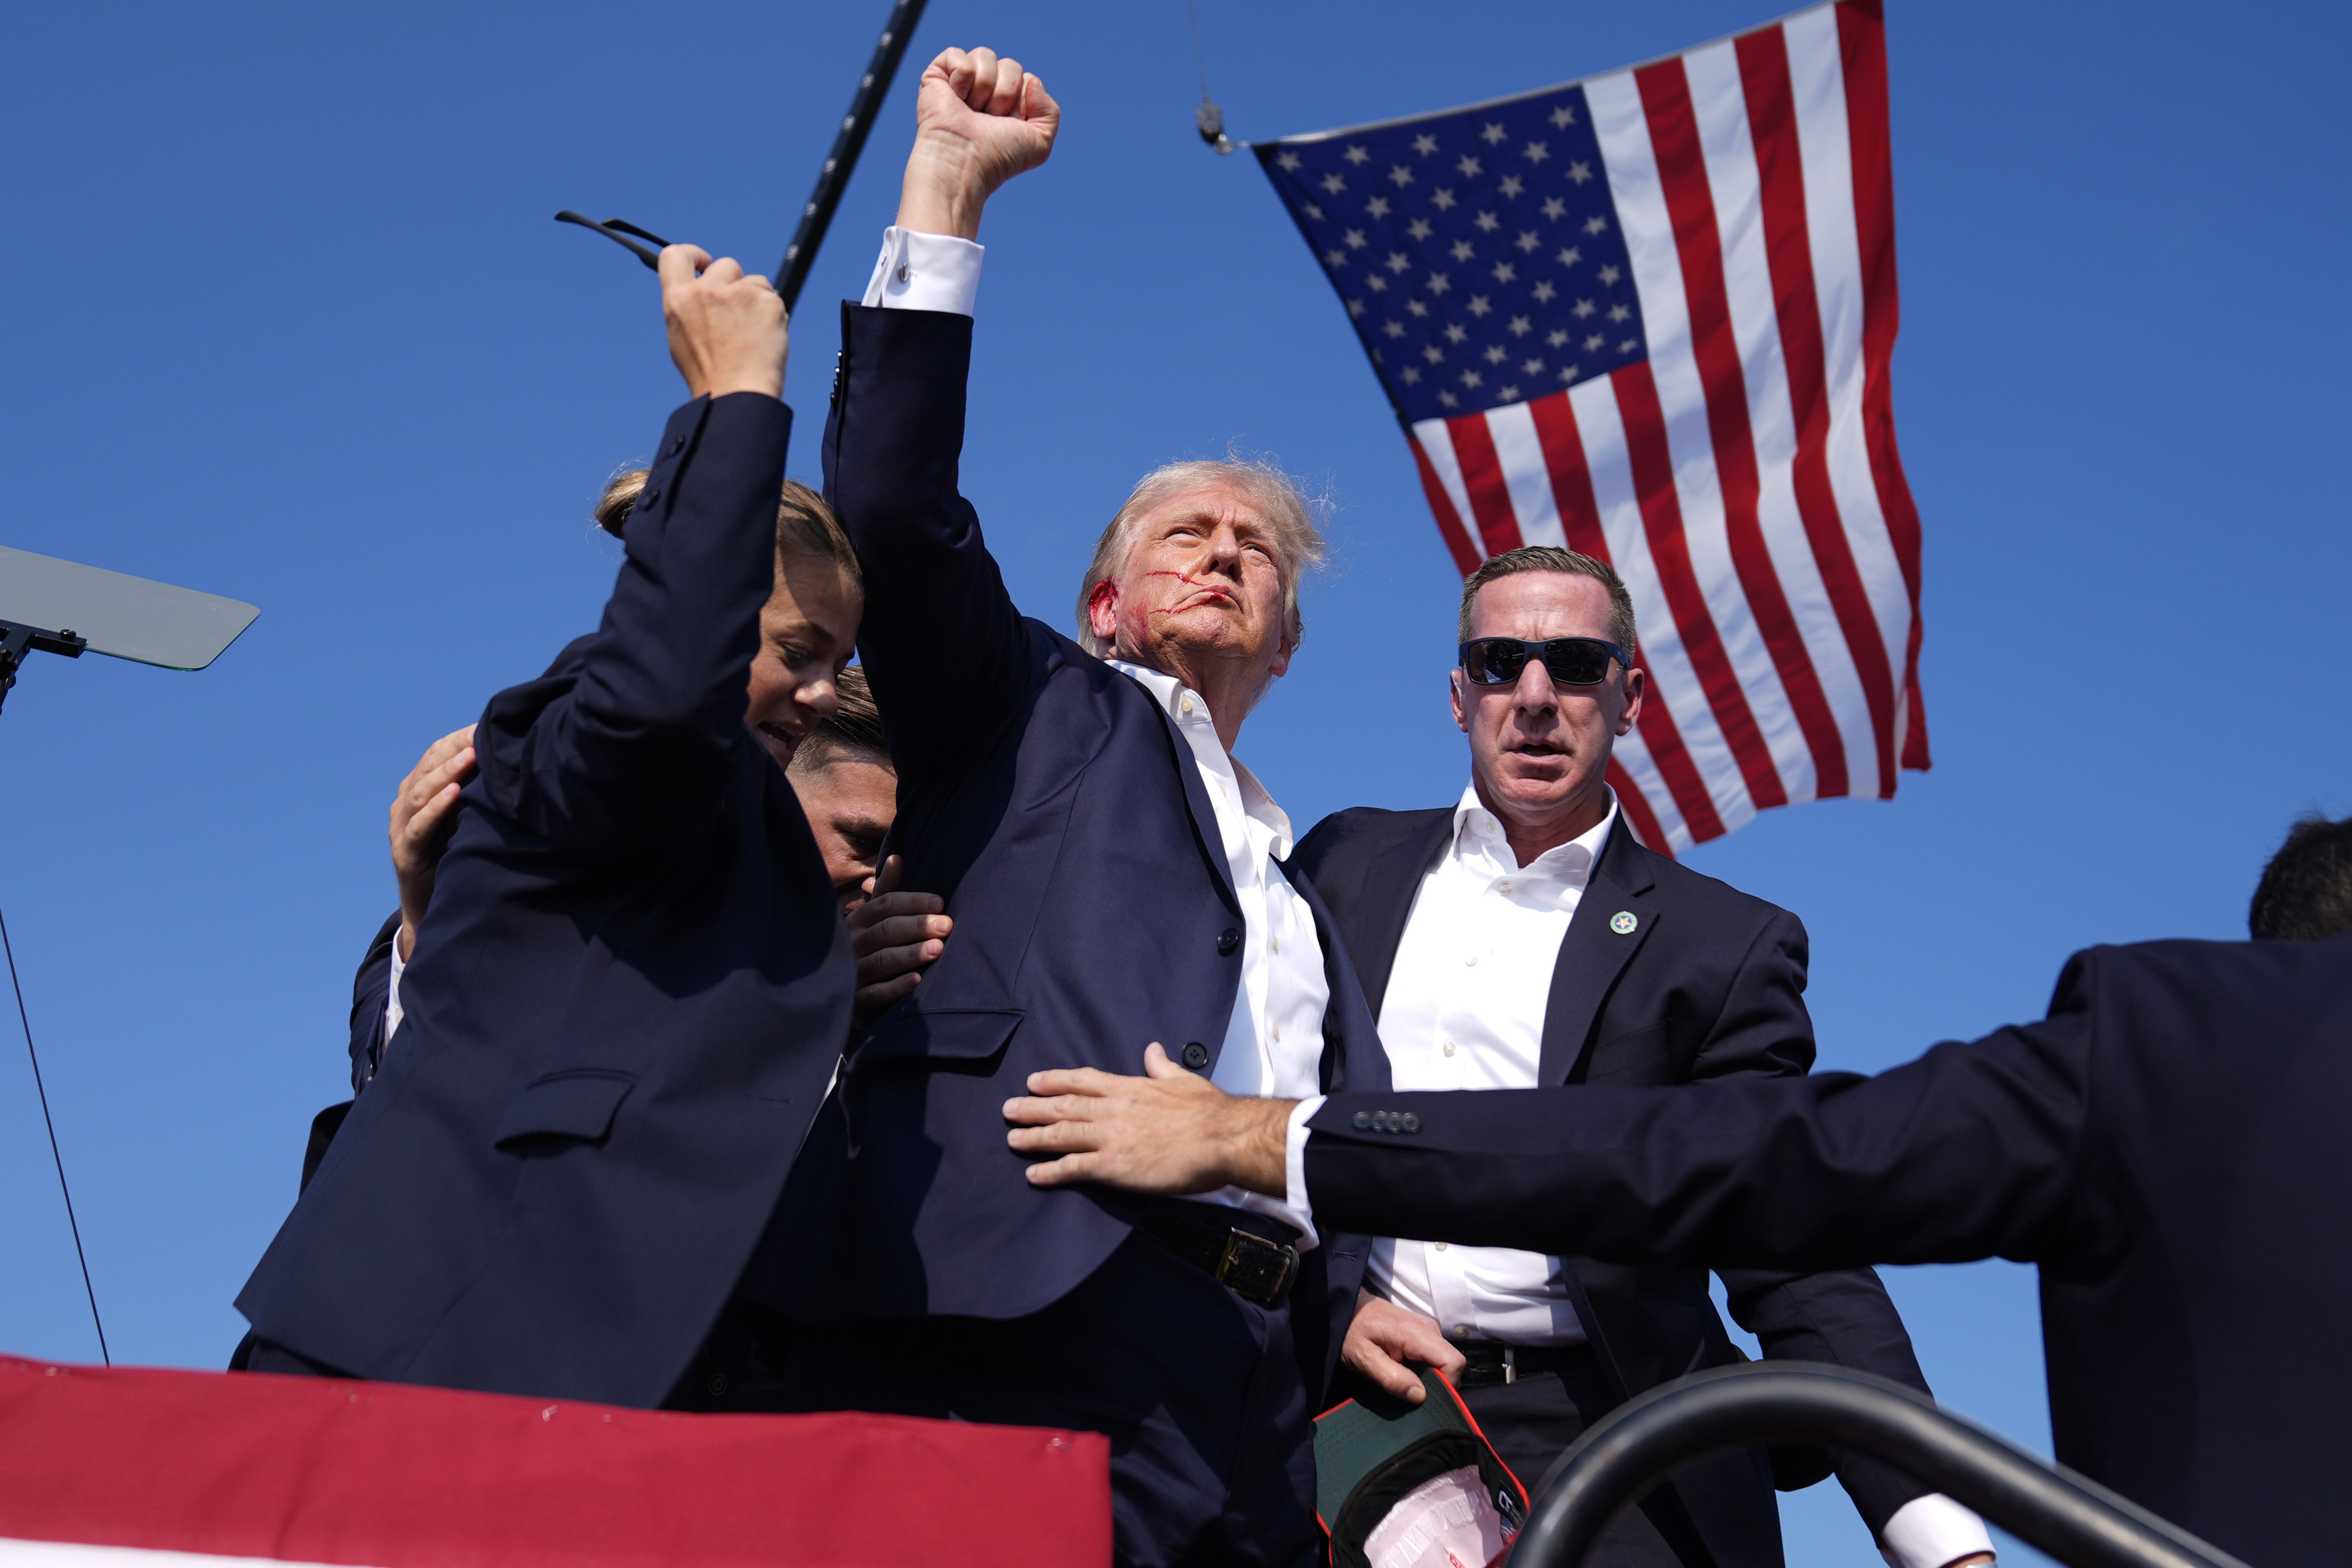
[1734,23,1901,797]
[1836,0,1931,773]
[1445,413,1529,558]
[1526,390,1613,560]
[1527,390,1724,839]
[1608,362,1786,810]
[1606,756,1675,856]
[1408,432,1485,575]
[1634,56,1849,801]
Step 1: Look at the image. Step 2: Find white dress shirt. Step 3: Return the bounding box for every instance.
[1106,662,1331,1248]
[1369,783,1615,1346]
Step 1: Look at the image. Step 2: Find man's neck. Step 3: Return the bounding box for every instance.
[1120,647,1261,754]
[1474,776,1611,870]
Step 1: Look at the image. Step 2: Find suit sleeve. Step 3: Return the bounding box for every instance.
[821,304,1036,786]
[470,393,790,860]
[1306,996,2099,1272]
[347,910,400,1095]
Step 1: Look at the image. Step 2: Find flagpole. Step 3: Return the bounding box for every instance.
[775,0,932,312]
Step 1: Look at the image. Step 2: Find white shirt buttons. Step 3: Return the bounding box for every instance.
[1434,1242,1449,1252]
[1179,696,1195,715]
[1497,879,1514,895]
[1443,1040,1457,1057]
[1464,953,1479,967]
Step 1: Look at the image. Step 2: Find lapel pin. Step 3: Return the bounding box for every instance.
[1609,910,1638,935]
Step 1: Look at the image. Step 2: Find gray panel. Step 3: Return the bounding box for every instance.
[0,544,259,671]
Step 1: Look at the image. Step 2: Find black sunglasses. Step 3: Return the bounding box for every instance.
[554,212,674,269]
[1458,635,1632,687]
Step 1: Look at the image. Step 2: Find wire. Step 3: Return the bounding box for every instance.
[1186,0,1214,102]
[0,895,108,1364]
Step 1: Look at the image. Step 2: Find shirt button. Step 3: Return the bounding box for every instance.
[1270,936,1279,953]
[1179,696,1195,715]
[1498,880,1513,895]
[1442,1041,1456,1058]
[1464,954,1479,967]
[1434,1242,1448,1252]
[1271,1025,1281,1042]
[895,262,912,283]
[1457,1324,1474,1337]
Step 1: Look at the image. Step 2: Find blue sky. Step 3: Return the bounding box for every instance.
[3,2,2346,1561]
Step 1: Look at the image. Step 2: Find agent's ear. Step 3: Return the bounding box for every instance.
[1616,664,1645,736]
[1449,667,1473,735]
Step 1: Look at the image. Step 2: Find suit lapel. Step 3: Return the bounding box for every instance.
[1151,703,1242,919]
[1347,812,1456,1014]
[1537,822,1663,1086]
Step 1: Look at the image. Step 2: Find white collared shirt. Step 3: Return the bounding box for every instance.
[1107,661,1331,1249]
[1368,783,1616,1346]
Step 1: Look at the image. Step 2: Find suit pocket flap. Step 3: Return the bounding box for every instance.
[494,1070,637,1148]
[853,1008,1023,1070]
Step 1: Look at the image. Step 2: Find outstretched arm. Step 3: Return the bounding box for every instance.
[1007,1004,2102,1275]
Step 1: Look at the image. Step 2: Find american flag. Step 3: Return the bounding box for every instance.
[1257,0,1926,853]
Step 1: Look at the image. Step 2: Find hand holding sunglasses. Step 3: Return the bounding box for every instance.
[1457,635,1632,688]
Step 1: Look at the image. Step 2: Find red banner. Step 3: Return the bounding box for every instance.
[0,1357,1110,1567]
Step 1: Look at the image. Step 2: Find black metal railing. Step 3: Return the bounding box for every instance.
[1508,1364,2249,1568]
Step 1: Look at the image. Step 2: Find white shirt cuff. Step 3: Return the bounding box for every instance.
[1284,1095,1325,1235]
[1879,1493,1995,1568]
[861,227,984,316]
[383,929,407,1056]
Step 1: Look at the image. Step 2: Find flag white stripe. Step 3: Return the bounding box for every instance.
[0,1543,369,1568]
[1570,373,1755,832]
[1588,67,1812,808]
[1480,404,1569,550]
[1785,7,1912,745]
[1683,35,1880,796]
[1610,728,1695,852]
[1410,417,1484,561]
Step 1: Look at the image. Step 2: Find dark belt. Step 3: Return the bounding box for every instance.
[1447,1337,1597,1390]
[1133,1200,1300,1307]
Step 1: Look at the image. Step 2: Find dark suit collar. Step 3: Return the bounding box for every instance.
[1144,699,1243,919]
[1537,816,1663,1084]
[1348,810,1457,1014]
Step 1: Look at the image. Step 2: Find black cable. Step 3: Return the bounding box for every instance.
[0,895,108,1364]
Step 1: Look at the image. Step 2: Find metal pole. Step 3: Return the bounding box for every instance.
[775,0,933,312]
[1509,1364,2249,1568]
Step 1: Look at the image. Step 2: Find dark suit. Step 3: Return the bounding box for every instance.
[1305,932,2352,1567]
[235,394,855,1408]
[1293,806,1949,1568]
[760,304,1390,1565]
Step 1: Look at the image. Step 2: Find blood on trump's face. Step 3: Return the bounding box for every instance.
[1087,485,1293,704]
[1451,571,1643,851]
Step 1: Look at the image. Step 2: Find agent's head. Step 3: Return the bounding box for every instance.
[785,666,896,911]
[1450,546,1644,846]
[2249,814,2352,941]
[1074,458,1324,721]
[595,471,862,770]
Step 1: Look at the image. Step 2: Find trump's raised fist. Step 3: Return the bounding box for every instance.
[898,45,1061,241]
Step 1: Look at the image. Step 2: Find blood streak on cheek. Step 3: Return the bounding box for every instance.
[1139,570,1234,616]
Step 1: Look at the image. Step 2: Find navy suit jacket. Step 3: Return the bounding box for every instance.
[237,394,855,1408]
[1305,932,2352,1567]
[1294,807,1937,1558]
[762,304,1390,1401]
